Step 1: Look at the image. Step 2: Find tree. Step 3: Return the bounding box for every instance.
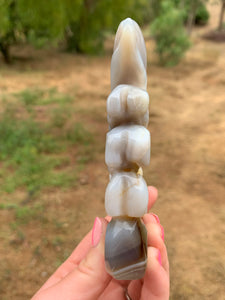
[66,0,150,54]
[172,0,209,34]
[218,0,225,31]
[151,1,190,66]
[183,0,209,34]
[0,0,151,62]
[0,0,82,63]
[186,0,199,34]
[0,0,16,63]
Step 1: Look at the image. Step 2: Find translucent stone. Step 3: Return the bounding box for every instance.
[107,84,149,129]
[105,125,150,173]
[105,18,149,281]
[105,172,148,217]
[111,18,147,90]
[105,217,147,280]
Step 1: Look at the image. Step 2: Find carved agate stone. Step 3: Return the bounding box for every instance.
[105,218,147,280]
[105,172,148,217]
[104,18,150,280]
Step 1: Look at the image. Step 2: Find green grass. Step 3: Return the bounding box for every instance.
[15,89,45,106]
[14,87,72,106]
[0,202,45,225]
[0,88,94,196]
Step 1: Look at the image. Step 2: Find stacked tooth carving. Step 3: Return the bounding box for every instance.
[104,18,150,280]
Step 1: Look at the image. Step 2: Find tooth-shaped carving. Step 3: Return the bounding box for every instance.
[107,84,149,129]
[111,18,147,90]
[105,18,150,281]
[105,172,148,217]
[105,125,150,173]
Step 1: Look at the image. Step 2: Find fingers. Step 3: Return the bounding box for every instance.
[99,279,127,300]
[33,231,94,295]
[141,247,169,300]
[128,213,169,300]
[143,213,169,275]
[142,213,169,299]
[32,186,159,299]
[128,279,142,300]
[32,218,111,300]
[101,186,159,299]
[148,186,158,211]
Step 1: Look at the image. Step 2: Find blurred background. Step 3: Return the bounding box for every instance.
[0,0,224,299]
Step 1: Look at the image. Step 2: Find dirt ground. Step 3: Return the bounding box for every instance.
[0,2,225,299]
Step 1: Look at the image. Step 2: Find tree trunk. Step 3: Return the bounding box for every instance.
[187,7,196,35]
[0,42,11,64]
[218,0,225,31]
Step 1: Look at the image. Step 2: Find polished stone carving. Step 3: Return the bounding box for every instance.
[107,84,149,129]
[105,217,147,280]
[105,171,148,217]
[105,125,150,174]
[104,18,150,280]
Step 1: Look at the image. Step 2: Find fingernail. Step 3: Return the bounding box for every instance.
[148,186,158,198]
[157,250,162,266]
[92,217,102,247]
[147,214,159,224]
[160,224,164,241]
[150,213,160,224]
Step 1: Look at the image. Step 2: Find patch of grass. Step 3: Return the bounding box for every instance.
[54,258,64,268]
[0,113,58,159]
[52,236,64,247]
[65,122,93,146]
[50,105,72,128]
[0,202,45,224]
[65,123,94,166]
[0,203,17,210]
[47,170,77,189]
[9,228,26,245]
[15,89,44,107]
[15,87,73,107]
[15,204,44,224]
[0,268,12,294]
[77,145,94,165]
[2,150,62,194]
[54,250,70,268]
[42,94,72,105]
[0,88,94,195]
[33,245,42,258]
[53,219,66,231]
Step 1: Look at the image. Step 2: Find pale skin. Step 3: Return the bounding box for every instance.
[32,186,169,300]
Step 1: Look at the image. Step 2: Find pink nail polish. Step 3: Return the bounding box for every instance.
[160,224,164,241]
[157,250,162,266]
[150,213,160,224]
[147,214,158,224]
[92,217,102,247]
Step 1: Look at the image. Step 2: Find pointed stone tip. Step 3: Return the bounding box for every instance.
[114,18,143,53]
[120,17,137,26]
[116,18,139,35]
[111,18,147,90]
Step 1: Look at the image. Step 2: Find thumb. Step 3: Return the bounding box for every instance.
[37,218,111,300]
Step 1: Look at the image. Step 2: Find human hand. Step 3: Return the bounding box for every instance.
[32,186,169,300]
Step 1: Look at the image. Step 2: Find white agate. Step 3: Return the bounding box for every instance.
[111,18,147,91]
[105,18,149,281]
[105,172,148,217]
[107,84,149,129]
[105,125,150,173]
